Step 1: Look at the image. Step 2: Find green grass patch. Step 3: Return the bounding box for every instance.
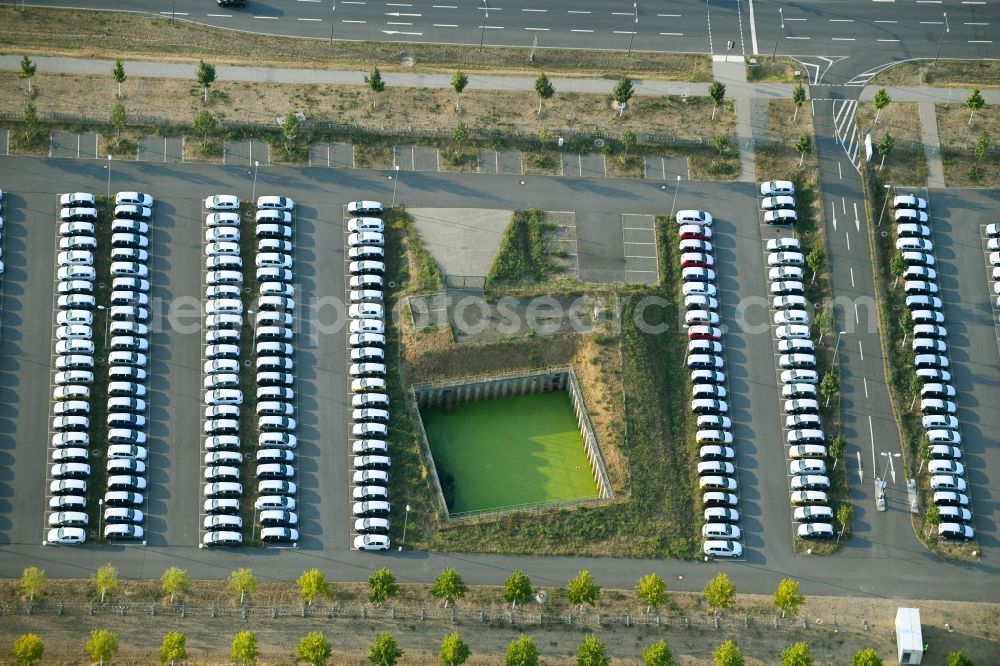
[484,209,555,288]
[389,212,443,294]
[422,392,599,514]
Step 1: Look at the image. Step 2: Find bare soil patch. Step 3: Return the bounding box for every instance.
[872,60,1000,88]
[0,7,711,81]
[936,103,1000,187]
[1,579,997,665]
[856,102,928,187]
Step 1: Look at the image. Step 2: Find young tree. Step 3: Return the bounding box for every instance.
[502,570,533,608]
[297,632,332,666]
[451,70,469,111]
[772,579,805,617]
[947,651,974,666]
[830,435,845,462]
[781,642,814,666]
[12,633,44,666]
[369,632,403,666]
[453,121,470,145]
[577,635,609,666]
[282,111,300,142]
[368,567,400,605]
[110,103,127,138]
[19,55,36,94]
[795,133,813,166]
[231,631,259,666]
[228,568,257,604]
[851,647,883,666]
[709,81,727,121]
[439,633,470,666]
[112,58,127,98]
[365,66,386,109]
[877,133,894,170]
[193,109,218,139]
[837,503,854,535]
[534,73,555,116]
[19,566,47,602]
[974,131,989,163]
[297,568,331,605]
[925,504,941,526]
[160,566,190,603]
[612,76,634,117]
[713,640,743,666]
[505,635,539,666]
[792,83,806,122]
[21,101,38,139]
[703,572,735,610]
[159,631,187,666]
[918,433,932,461]
[431,567,467,607]
[621,129,638,161]
[567,570,600,609]
[715,135,730,155]
[643,640,673,666]
[807,246,825,279]
[819,370,839,399]
[890,253,906,276]
[196,60,216,104]
[814,310,833,338]
[93,564,119,603]
[872,88,891,126]
[635,572,667,612]
[86,629,119,666]
[967,88,985,125]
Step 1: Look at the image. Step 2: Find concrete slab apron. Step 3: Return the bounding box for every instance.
[712,58,755,183]
[918,102,946,188]
[408,207,512,278]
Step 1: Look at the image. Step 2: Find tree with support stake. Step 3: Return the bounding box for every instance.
[872,88,890,126]
[534,73,554,116]
[792,83,806,122]
[709,81,726,121]
[366,67,386,109]
[502,570,533,608]
[967,88,984,125]
[877,133,894,170]
[112,59,127,99]
[19,55,36,95]
[795,133,812,167]
[196,60,216,104]
[613,76,634,117]
[451,70,468,112]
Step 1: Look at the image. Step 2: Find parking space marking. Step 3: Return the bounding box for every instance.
[392,145,415,170]
[621,214,658,284]
[496,150,523,175]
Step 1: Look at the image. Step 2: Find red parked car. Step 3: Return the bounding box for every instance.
[688,325,722,340]
[678,224,712,240]
[681,252,715,268]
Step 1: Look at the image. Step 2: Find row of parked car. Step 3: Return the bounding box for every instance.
[887,194,974,542]
[47,191,156,545]
[674,209,744,560]
[344,200,393,552]
[199,194,301,547]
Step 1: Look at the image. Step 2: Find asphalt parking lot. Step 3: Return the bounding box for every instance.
[308,143,354,169]
[137,135,184,163]
[926,187,1000,550]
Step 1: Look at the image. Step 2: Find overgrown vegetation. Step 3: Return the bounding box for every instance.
[485,209,557,288]
[871,60,1000,88]
[860,169,977,561]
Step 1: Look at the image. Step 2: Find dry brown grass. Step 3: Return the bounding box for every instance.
[606,153,645,178]
[872,60,1000,88]
[936,102,1000,187]
[0,7,711,81]
[746,57,801,83]
[856,101,928,187]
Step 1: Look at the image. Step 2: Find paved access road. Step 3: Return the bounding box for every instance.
[22,1,1000,84]
[1,156,999,603]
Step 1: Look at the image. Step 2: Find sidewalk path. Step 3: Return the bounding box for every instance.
[918,102,946,188]
[0,55,795,100]
[860,86,1000,105]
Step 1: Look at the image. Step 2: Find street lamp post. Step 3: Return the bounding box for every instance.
[398,504,411,551]
[627,3,638,56]
[669,175,682,220]
[876,184,893,227]
[771,9,784,62]
[96,305,110,343]
[833,330,846,357]
[105,155,112,197]
[97,498,104,540]
[479,2,489,52]
[251,160,260,203]
[879,451,901,485]
[933,12,950,68]
[390,165,401,206]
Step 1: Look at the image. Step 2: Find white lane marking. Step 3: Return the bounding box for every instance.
[787,36,811,39]
[748,0,759,55]
[969,40,994,43]
[854,203,860,232]
[877,39,901,42]
[342,1,365,3]
[386,21,414,25]
[571,29,594,32]
[567,10,591,14]
[850,266,855,287]
[832,37,856,41]
[253,15,279,19]
[661,32,685,35]
[863,377,869,398]
[868,415,876,471]
[830,18,855,22]
[298,17,323,21]
[613,30,637,34]
[159,10,189,14]
[480,25,504,29]
[846,231,851,252]
[342,19,367,22]
[522,8,547,12]
[433,4,458,7]
[832,201,838,231]
[859,340,864,361]
[874,20,898,23]
[386,2,413,5]
[299,0,321,2]
[841,197,846,215]
[854,300,860,324]
[611,11,633,15]
[919,21,943,24]
[965,22,990,25]
[433,23,458,27]
[525,27,549,30]
[917,0,943,3]
[385,11,421,16]
[658,13,682,17]
[785,17,806,21]
[207,13,232,17]
[838,162,843,179]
